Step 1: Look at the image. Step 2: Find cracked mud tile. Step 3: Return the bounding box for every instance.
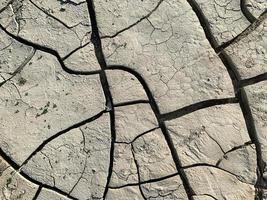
[36,188,70,200]
[0,30,34,81]
[141,176,187,199]
[192,195,217,200]
[62,41,100,72]
[94,0,163,37]
[246,0,267,18]
[109,143,138,187]
[0,51,105,164]
[165,104,251,167]
[225,17,267,79]
[22,113,111,200]
[100,0,234,114]
[106,70,148,104]
[217,144,257,185]
[244,81,267,171]
[115,104,157,143]
[132,129,176,182]
[194,0,251,45]
[0,0,12,11]
[106,186,143,200]
[30,0,100,72]
[0,156,38,200]
[185,166,255,199]
[0,0,90,57]
[31,0,88,29]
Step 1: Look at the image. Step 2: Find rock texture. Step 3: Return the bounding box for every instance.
[0,0,266,200]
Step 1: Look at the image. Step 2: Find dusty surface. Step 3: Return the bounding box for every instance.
[0,0,266,200]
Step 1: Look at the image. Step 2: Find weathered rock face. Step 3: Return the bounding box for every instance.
[0,0,266,200]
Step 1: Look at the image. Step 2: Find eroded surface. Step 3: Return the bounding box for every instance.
[0,0,266,200]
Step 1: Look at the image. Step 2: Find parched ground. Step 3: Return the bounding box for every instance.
[0,0,266,199]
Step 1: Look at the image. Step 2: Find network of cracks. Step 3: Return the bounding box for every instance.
[0,0,266,199]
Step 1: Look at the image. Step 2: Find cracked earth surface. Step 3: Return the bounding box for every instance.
[0,0,266,199]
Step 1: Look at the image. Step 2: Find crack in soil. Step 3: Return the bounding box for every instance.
[186,0,266,198]
[240,0,257,23]
[0,0,265,199]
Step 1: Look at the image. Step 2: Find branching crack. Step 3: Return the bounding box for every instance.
[240,0,257,23]
[186,0,266,198]
[0,23,101,75]
[20,110,106,168]
[101,0,164,39]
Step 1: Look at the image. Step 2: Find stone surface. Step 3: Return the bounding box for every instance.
[0,0,266,199]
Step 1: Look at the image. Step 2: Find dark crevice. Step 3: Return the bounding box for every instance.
[101,0,164,39]
[20,171,79,200]
[0,23,101,76]
[0,148,20,170]
[113,100,150,108]
[186,0,219,50]
[240,0,257,23]
[106,65,195,200]
[186,0,266,54]
[32,185,42,200]
[85,1,116,199]
[186,1,265,199]
[57,0,86,6]
[0,146,78,200]
[20,110,106,167]
[103,110,116,199]
[239,89,265,197]
[225,141,253,154]
[240,73,267,87]
[0,0,14,14]
[218,51,241,93]
[160,97,238,122]
[109,172,179,189]
[218,10,267,52]
[216,141,253,166]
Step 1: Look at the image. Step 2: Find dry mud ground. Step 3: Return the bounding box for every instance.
[0,0,266,199]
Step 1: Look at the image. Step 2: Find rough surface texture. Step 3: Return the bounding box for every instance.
[0,0,266,200]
